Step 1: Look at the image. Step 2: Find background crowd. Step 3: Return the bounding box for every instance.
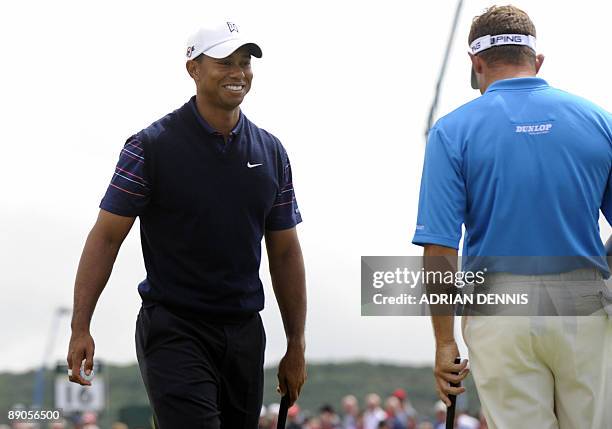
[259,389,487,429]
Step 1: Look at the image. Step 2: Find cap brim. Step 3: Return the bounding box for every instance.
[471,67,479,89]
[204,39,262,59]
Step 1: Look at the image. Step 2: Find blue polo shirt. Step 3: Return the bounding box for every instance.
[100,96,302,316]
[413,78,612,274]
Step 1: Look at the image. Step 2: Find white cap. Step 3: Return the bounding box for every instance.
[185,20,262,61]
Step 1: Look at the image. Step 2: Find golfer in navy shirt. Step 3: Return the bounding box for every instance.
[67,20,306,428]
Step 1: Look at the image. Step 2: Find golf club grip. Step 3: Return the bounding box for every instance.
[445,357,462,429]
[277,394,289,429]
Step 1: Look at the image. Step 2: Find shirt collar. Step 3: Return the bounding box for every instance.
[189,95,244,136]
[485,77,549,94]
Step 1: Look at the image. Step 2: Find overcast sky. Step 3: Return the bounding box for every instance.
[1,0,611,373]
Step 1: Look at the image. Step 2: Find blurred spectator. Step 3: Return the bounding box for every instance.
[384,395,401,413]
[433,400,446,429]
[393,389,417,427]
[456,411,479,429]
[319,404,340,429]
[417,423,434,429]
[259,405,269,428]
[406,415,418,429]
[268,403,280,429]
[81,411,99,429]
[363,393,386,429]
[305,417,322,429]
[383,396,403,429]
[377,421,390,429]
[287,404,302,429]
[341,394,359,429]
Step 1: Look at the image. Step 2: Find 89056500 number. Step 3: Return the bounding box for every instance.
[8,409,63,422]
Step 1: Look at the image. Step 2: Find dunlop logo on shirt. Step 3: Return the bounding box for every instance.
[515,123,553,135]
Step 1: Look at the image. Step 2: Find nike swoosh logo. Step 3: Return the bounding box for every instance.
[247,162,263,168]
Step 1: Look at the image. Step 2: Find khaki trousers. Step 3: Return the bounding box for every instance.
[461,270,612,429]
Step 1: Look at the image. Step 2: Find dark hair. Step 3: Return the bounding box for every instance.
[319,404,335,413]
[468,5,536,67]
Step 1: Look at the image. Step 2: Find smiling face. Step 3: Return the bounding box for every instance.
[187,45,253,111]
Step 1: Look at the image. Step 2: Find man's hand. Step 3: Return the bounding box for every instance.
[434,340,469,406]
[277,344,307,406]
[67,331,95,386]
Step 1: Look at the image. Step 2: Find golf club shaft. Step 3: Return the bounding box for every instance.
[277,394,289,429]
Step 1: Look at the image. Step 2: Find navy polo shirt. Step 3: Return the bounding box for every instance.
[413,78,612,275]
[100,96,302,316]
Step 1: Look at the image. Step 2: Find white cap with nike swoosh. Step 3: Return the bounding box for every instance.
[185,20,263,62]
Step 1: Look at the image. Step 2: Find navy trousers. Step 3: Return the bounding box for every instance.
[135,303,266,429]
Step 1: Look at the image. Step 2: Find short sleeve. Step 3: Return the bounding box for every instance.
[412,125,466,249]
[99,138,151,217]
[265,150,302,231]
[602,165,612,228]
[601,114,612,225]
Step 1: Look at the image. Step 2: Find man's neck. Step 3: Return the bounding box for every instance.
[195,94,240,138]
[480,66,536,94]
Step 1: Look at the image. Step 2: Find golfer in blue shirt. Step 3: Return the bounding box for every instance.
[414,6,612,428]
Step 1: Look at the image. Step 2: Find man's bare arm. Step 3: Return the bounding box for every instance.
[425,244,458,344]
[264,227,306,406]
[68,209,135,385]
[424,244,469,405]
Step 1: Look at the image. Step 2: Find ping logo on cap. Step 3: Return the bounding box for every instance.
[186,45,195,58]
[492,34,523,45]
[470,33,536,55]
[227,22,239,33]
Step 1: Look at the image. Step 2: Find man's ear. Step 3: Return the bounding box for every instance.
[535,53,545,74]
[186,59,199,80]
[468,52,484,75]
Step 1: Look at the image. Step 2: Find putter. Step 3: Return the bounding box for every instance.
[446,357,462,429]
[277,394,289,429]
